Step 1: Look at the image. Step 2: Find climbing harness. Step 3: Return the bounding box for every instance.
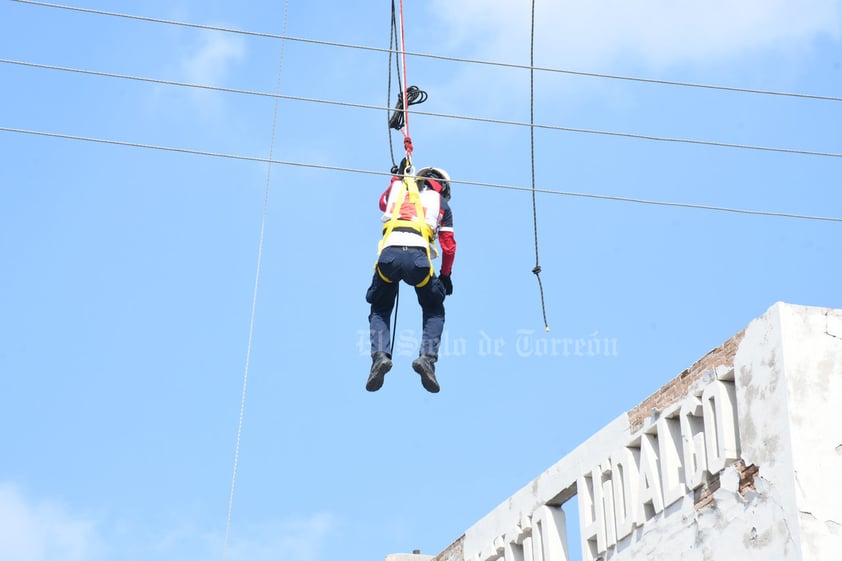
[376,173,436,288]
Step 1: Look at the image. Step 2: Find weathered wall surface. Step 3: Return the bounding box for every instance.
[432,537,464,561]
[731,303,842,561]
[775,304,842,560]
[417,303,842,561]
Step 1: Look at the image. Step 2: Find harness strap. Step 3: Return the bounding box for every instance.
[374,251,433,287]
[376,264,393,283]
[382,219,434,239]
[376,176,435,287]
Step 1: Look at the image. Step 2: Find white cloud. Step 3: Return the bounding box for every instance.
[0,483,335,561]
[0,483,334,561]
[0,484,104,561]
[429,0,842,69]
[149,512,334,561]
[181,31,246,86]
[223,513,334,561]
[170,30,246,117]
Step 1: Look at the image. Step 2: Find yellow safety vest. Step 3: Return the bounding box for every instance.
[376,176,435,288]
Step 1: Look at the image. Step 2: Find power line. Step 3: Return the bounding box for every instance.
[3,125,840,224]
[4,58,841,160]
[11,0,842,104]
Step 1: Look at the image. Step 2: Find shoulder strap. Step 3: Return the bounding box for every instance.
[378,177,433,252]
[375,177,436,286]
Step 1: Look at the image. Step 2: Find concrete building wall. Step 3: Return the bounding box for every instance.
[749,304,842,559]
[419,303,842,561]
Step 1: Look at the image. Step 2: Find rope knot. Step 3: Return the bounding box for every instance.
[403,136,414,156]
[532,265,542,275]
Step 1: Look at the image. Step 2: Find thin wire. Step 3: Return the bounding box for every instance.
[5,58,841,160]
[222,3,288,560]
[529,0,549,332]
[11,0,842,103]
[3,126,842,223]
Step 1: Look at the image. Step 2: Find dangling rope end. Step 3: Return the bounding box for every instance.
[527,0,550,334]
[533,266,550,332]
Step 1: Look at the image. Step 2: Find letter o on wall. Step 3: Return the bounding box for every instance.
[702,380,740,474]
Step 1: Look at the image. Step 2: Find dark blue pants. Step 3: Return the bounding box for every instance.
[366,246,446,358]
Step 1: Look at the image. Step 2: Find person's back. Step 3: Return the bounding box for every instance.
[364,166,456,393]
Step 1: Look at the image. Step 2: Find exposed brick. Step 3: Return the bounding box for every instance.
[694,471,722,511]
[692,461,760,511]
[432,536,464,561]
[735,460,760,496]
[628,328,746,433]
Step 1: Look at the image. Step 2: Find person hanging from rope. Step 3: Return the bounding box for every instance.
[365,161,456,393]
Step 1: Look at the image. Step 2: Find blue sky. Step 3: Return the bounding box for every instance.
[1,1,841,560]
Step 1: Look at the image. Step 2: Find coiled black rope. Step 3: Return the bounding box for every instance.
[389,85,428,131]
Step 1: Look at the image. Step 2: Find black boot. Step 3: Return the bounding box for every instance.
[366,351,392,392]
[412,355,440,393]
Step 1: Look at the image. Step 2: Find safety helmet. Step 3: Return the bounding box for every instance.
[416,167,451,200]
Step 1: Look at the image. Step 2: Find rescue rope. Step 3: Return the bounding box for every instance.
[386,0,427,163]
[385,0,405,354]
[398,0,410,148]
[386,0,401,168]
[384,0,429,355]
[529,0,550,332]
[222,2,288,560]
